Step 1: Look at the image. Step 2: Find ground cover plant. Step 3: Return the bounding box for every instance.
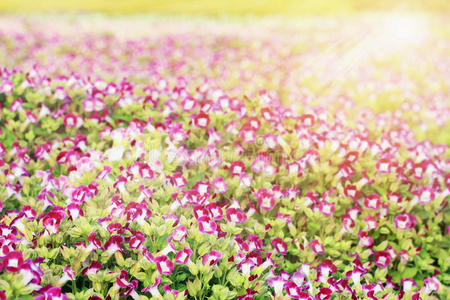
[0,15,448,300]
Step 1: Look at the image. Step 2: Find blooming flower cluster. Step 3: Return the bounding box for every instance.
[0,16,448,300]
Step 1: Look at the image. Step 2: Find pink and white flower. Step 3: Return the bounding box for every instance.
[374,251,391,268]
[310,239,325,254]
[154,256,174,275]
[271,237,288,255]
[394,213,417,230]
[364,194,381,210]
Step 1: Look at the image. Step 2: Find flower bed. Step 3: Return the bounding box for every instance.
[0,16,448,300]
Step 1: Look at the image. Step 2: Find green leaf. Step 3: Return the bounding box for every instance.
[401,267,417,278]
[188,262,198,276]
[379,227,390,235]
[198,243,211,257]
[187,278,201,297]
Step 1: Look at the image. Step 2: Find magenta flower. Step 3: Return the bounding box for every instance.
[67,203,84,220]
[376,158,391,173]
[344,184,359,200]
[34,143,51,160]
[248,234,264,251]
[346,264,367,286]
[19,257,43,289]
[86,233,103,252]
[104,235,125,254]
[319,202,335,217]
[175,247,193,264]
[193,204,209,219]
[271,237,288,255]
[194,181,210,195]
[412,162,426,180]
[128,231,145,249]
[81,261,102,276]
[317,259,337,282]
[162,284,181,297]
[142,277,162,298]
[0,79,13,94]
[171,172,187,189]
[154,256,174,275]
[344,151,359,163]
[415,186,435,205]
[202,250,222,266]
[198,216,217,234]
[267,276,286,295]
[300,114,315,127]
[206,202,224,220]
[192,112,210,128]
[160,242,176,256]
[168,122,188,142]
[364,194,381,210]
[182,96,197,111]
[310,239,325,254]
[97,165,112,180]
[341,215,355,233]
[374,251,391,268]
[170,225,187,242]
[387,191,402,203]
[107,223,124,234]
[285,281,303,299]
[54,86,67,100]
[22,205,36,220]
[35,286,68,300]
[424,276,440,294]
[337,162,355,179]
[263,133,277,149]
[2,251,23,272]
[398,250,410,264]
[364,215,378,231]
[64,113,81,127]
[59,265,76,285]
[230,160,246,176]
[115,270,139,299]
[116,270,131,288]
[239,124,257,144]
[10,98,23,112]
[71,185,92,204]
[255,188,275,211]
[0,143,5,157]
[317,287,332,300]
[226,207,247,224]
[82,97,105,112]
[42,207,66,235]
[401,278,417,291]
[212,176,228,194]
[125,201,149,224]
[25,110,37,125]
[394,213,417,230]
[358,231,374,247]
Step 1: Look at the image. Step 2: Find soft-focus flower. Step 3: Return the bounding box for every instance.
[374,251,391,268]
[255,188,275,211]
[271,237,288,255]
[311,239,325,254]
[394,213,417,230]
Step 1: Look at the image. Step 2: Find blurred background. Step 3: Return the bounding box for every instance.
[0,1,449,144]
[0,0,449,15]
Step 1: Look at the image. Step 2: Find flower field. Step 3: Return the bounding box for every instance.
[0,15,449,300]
